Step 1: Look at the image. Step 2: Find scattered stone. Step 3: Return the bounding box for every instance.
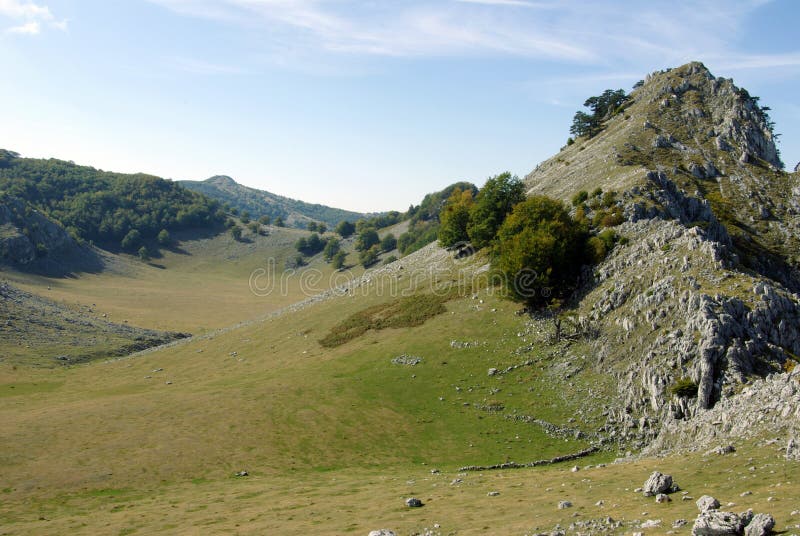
[558,500,573,509]
[450,478,462,485]
[634,487,644,493]
[706,445,736,456]
[571,466,580,472]
[488,368,499,376]
[368,531,397,536]
[234,470,248,477]
[641,519,661,528]
[656,493,671,503]
[696,495,721,513]
[487,491,500,496]
[643,471,676,496]
[740,491,752,497]
[405,498,423,508]
[595,500,605,507]
[673,519,688,529]
[744,513,775,536]
[391,355,423,366]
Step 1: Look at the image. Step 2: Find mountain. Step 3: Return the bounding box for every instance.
[524,61,800,452]
[180,175,369,228]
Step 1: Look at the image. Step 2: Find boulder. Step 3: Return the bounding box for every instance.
[697,495,721,513]
[786,437,800,461]
[405,497,423,508]
[558,500,573,509]
[691,510,745,535]
[743,513,775,536]
[643,471,675,496]
[656,493,671,503]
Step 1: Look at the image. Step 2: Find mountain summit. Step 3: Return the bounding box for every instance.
[524,62,799,452]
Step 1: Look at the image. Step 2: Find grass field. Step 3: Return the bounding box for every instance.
[1,236,798,535]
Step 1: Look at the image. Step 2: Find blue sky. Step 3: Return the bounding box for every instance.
[1,0,798,212]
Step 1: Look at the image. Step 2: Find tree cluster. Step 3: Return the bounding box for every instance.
[569,89,629,139]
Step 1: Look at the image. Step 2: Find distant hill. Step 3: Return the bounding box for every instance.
[180,175,369,229]
[0,150,224,261]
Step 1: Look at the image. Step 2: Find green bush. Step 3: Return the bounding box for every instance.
[571,190,589,207]
[670,378,698,398]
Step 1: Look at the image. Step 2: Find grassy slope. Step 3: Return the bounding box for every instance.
[4,224,367,334]
[1,244,797,534]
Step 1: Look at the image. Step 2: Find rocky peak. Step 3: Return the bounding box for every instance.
[205,175,238,187]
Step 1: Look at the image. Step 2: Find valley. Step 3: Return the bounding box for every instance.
[1,61,799,535]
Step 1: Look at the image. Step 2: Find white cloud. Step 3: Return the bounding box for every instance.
[7,19,38,34]
[0,0,66,34]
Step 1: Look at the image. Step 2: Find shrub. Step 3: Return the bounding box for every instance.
[157,229,171,246]
[230,225,243,241]
[332,250,347,270]
[571,190,589,207]
[670,378,698,398]
[121,228,142,250]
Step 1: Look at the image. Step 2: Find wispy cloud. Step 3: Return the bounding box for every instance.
[171,56,246,75]
[0,0,66,34]
[148,0,797,75]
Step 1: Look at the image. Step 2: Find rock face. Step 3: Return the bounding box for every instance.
[0,196,75,264]
[795,161,800,173]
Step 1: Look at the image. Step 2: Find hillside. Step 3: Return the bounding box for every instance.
[0,150,224,264]
[180,175,368,228]
[524,61,800,453]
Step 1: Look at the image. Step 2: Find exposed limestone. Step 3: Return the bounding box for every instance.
[643,471,675,496]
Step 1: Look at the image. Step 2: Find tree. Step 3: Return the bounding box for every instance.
[317,223,327,234]
[380,233,397,252]
[157,229,171,246]
[230,225,243,241]
[570,89,629,139]
[323,237,341,261]
[438,187,474,247]
[138,246,150,261]
[494,195,586,305]
[336,220,355,238]
[359,245,380,267]
[240,210,250,224]
[355,227,380,251]
[466,172,526,249]
[273,216,285,227]
[258,215,271,225]
[121,228,142,250]
[307,221,318,232]
[332,250,347,270]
